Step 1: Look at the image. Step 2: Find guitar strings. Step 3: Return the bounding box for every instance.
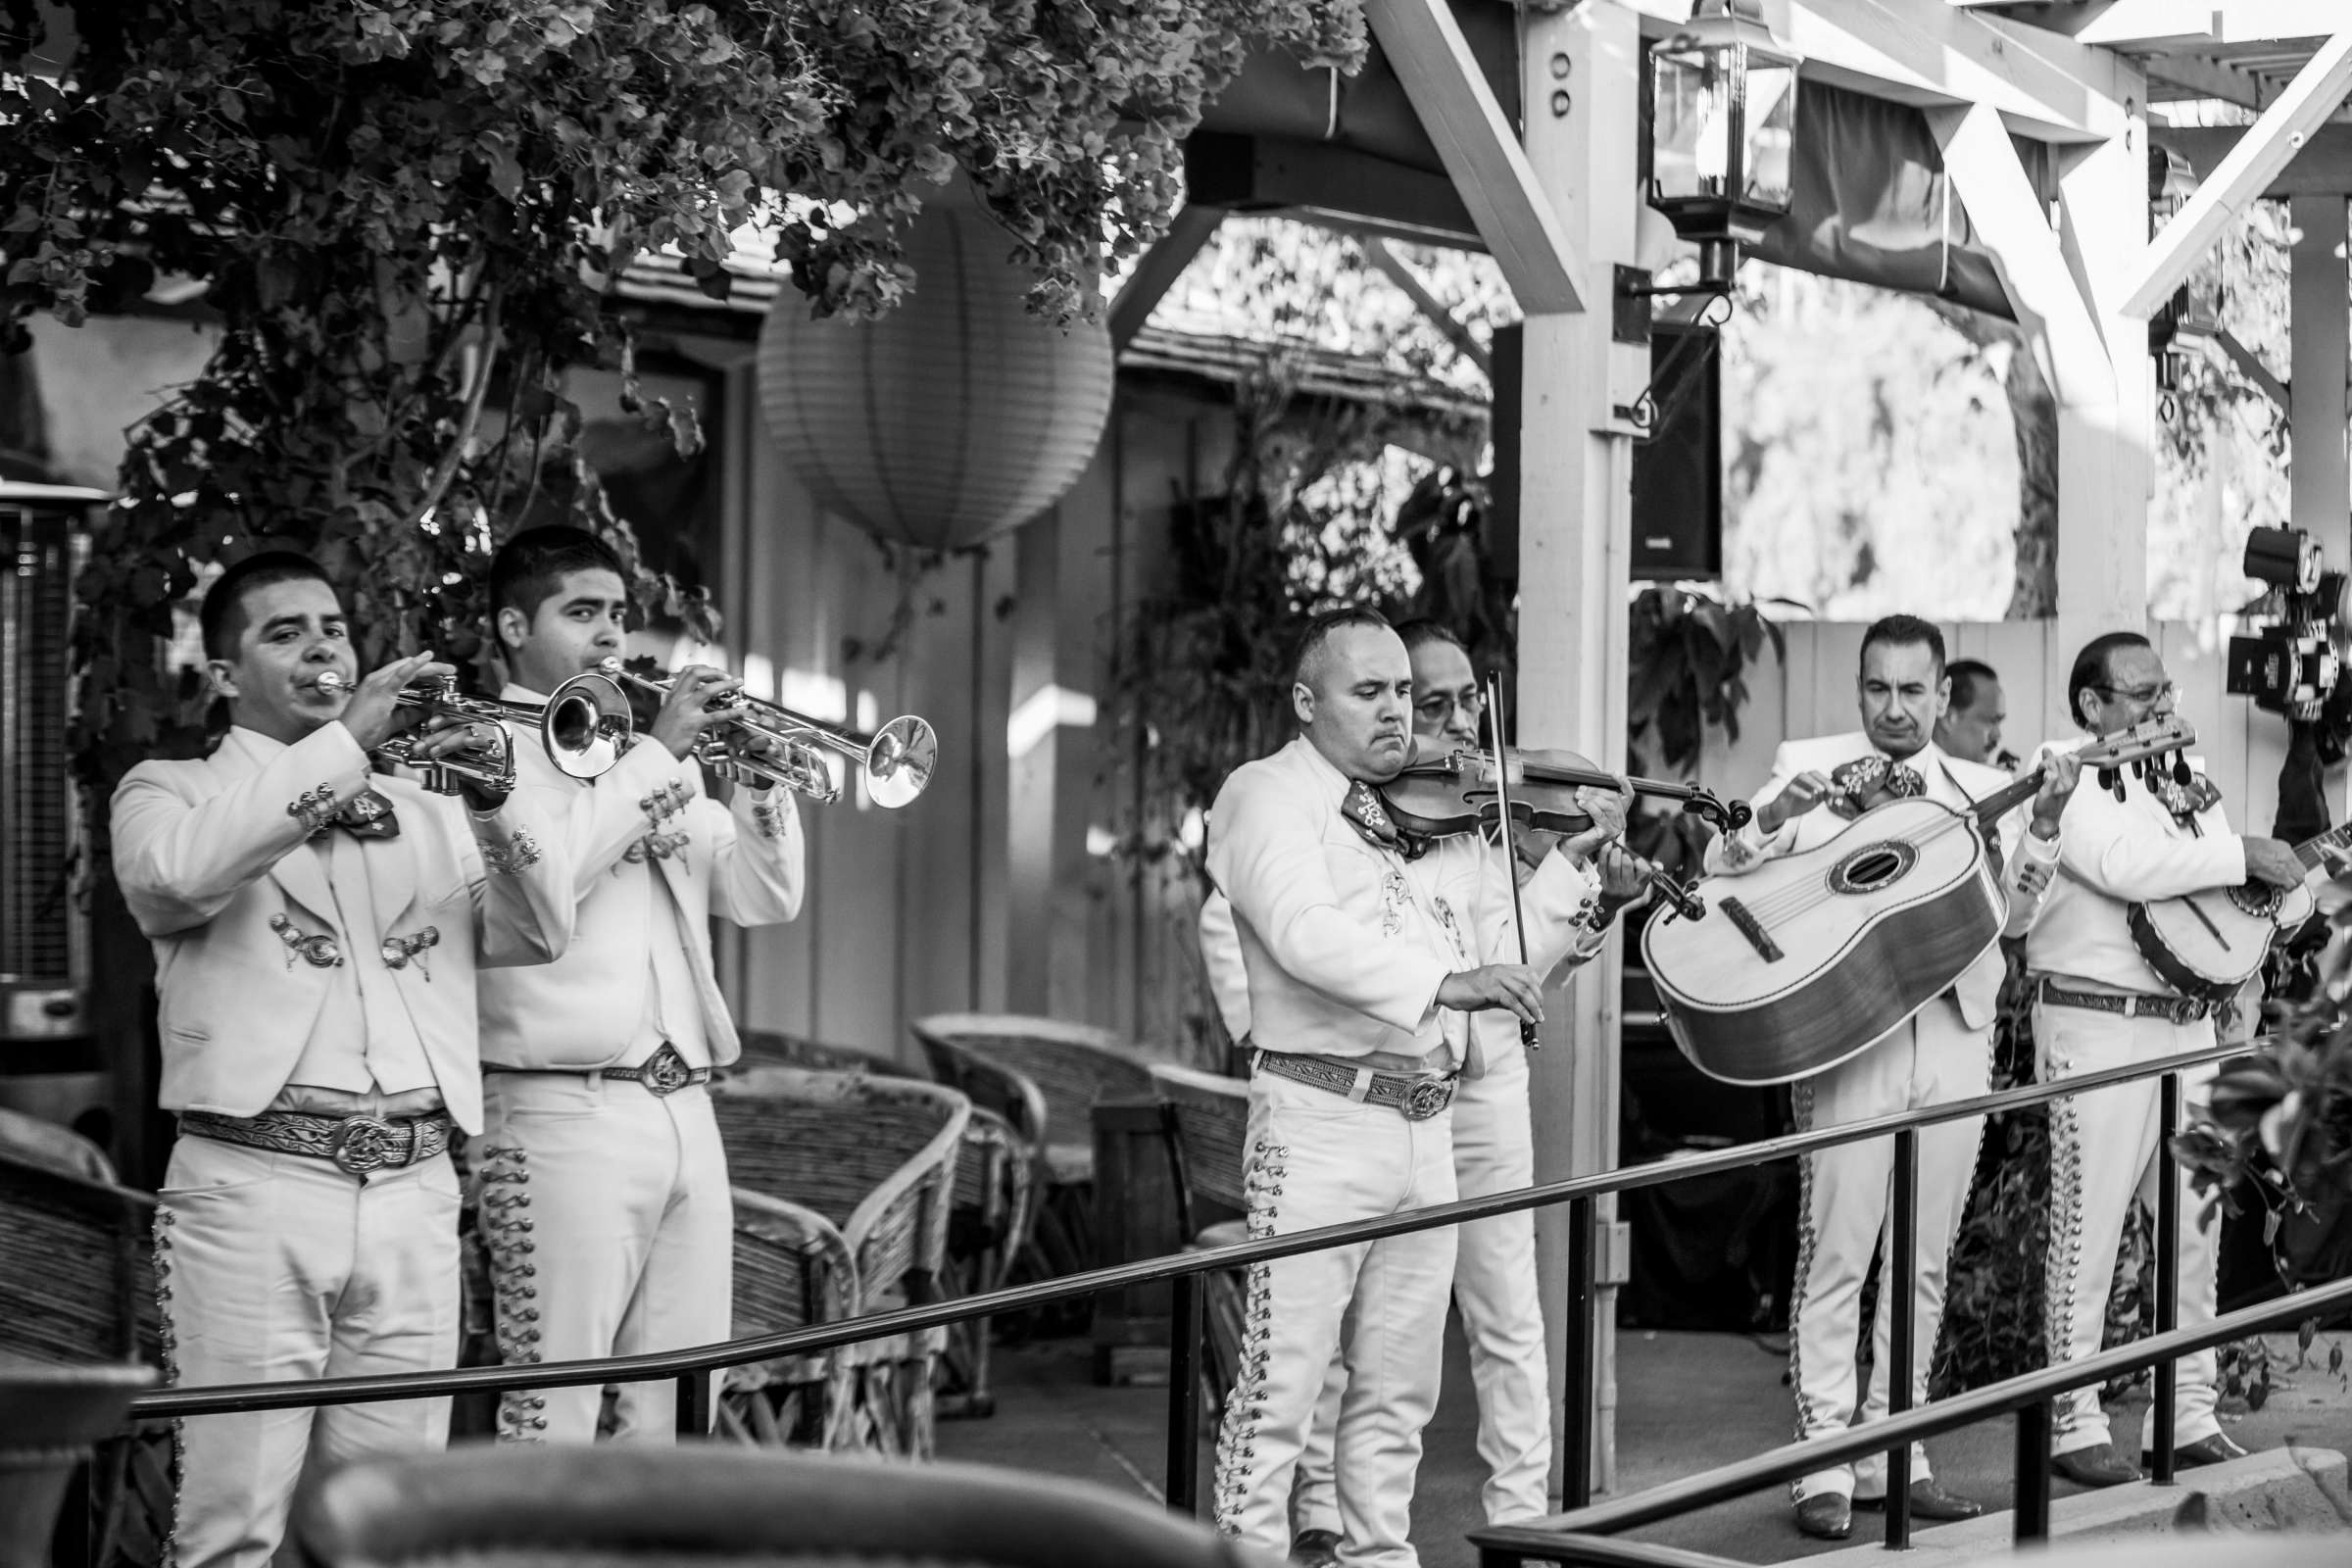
[1728,806,1981,930]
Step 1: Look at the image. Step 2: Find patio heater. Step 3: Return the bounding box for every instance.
[1615,0,1802,431]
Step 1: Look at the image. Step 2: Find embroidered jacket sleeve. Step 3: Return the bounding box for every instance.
[449,788,574,967]
[1205,767,1451,1037]
[1703,742,1807,876]
[2053,764,2245,902]
[1997,805,2065,939]
[695,782,805,926]
[512,733,704,897]
[112,723,376,937]
[1198,891,1252,1044]
[1475,841,1606,976]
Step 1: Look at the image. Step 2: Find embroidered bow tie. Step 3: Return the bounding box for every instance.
[1342,780,1402,851]
[1828,756,1926,818]
[316,789,401,841]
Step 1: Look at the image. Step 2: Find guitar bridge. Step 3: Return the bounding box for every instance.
[1720,897,1783,962]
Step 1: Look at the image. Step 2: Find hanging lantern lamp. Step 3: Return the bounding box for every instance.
[1645,0,1803,293]
[756,189,1117,554]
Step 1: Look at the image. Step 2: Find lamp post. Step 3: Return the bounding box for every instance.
[1644,0,1802,294]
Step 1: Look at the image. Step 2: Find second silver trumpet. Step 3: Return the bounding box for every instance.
[318,670,634,796]
[595,658,937,808]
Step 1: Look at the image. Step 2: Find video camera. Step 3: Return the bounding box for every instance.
[2225,525,2347,722]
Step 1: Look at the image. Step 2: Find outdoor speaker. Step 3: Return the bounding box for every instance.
[1487,321,1723,582]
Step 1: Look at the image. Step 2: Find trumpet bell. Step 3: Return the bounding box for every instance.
[542,673,632,780]
[864,715,938,808]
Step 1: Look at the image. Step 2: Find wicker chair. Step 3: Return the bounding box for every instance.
[732,1031,1032,1419]
[711,1067,968,1458]
[0,1363,157,1568]
[0,1147,172,1568]
[1147,1063,1252,1417]
[910,1013,1157,1293]
[296,1446,1278,1568]
[723,1186,860,1448]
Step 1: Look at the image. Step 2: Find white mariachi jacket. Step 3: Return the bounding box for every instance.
[1703,732,2057,1031]
[112,721,572,1133]
[475,692,804,1071]
[1203,736,1596,1070]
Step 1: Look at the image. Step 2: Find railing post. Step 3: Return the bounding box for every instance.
[675,1371,712,1438]
[1886,1127,1918,1548]
[1166,1271,1204,1516]
[1566,1194,1597,1510]
[2015,1399,2053,1544]
[2152,1069,2181,1486]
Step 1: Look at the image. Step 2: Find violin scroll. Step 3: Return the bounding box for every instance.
[1675,785,1752,833]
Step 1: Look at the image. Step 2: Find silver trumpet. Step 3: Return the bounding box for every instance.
[317,670,634,796]
[596,657,938,808]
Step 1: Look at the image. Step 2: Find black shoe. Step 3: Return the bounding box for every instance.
[2051,1443,2141,1488]
[1793,1494,1852,1541]
[1289,1529,1341,1567]
[2173,1434,2248,1469]
[1854,1478,1984,1522]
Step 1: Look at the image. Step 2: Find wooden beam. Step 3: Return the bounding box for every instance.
[1106,205,1224,353]
[1363,0,1585,313]
[2121,29,2352,319]
[2142,52,2271,111]
[2155,124,2352,198]
[1358,237,1494,375]
[1928,102,2115,407]
[1182,132,1484,249]
[1625,0,2137,141]
[2076,0,2350,48]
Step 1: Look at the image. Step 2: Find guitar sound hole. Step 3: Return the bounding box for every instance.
[1830,840,1918,895]
[2228,883,2282,919]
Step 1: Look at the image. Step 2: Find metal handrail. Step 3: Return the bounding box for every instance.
[123,1036,2240,1420]
[116,1035,2269,1559]
[1472,1272,2352,1566]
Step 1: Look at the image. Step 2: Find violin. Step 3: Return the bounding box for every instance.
[1375,743,1744,926]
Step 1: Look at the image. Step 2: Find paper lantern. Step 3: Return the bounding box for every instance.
[756,194,1116,552]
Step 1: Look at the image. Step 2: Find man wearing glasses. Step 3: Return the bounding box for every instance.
[2027,632,2311,1487]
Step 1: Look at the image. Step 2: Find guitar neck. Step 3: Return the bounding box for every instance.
[2295,823,2352,872]
[1971,765,2045,829]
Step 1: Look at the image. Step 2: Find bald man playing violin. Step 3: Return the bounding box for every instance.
[1703,614,2080,1541]
[1201,610,1632,1568]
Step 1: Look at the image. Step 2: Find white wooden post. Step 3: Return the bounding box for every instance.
[2054,107,2156,667]
[1517,0,1646,1499]
[2290,195,2349,541]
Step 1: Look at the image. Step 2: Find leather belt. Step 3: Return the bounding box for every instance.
[181,1108,453,1176]
[486,1042,710,1098]
[2036,979,2213,1025]
[1251,1050,1457,1121]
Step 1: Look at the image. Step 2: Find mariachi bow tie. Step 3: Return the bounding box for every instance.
[1827,756,1926,818]
[316,789,402,841]
[1341,780,1406,853]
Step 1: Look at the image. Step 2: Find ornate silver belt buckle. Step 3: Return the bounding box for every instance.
[640,1044,692,1097]
[1401,1078,1451,1122]
[330,1114,402,1174]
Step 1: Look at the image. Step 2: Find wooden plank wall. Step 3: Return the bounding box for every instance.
[1700,619,2291,833]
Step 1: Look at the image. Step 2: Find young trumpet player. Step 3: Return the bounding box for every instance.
[472,525,807,1443]
[111,552,572,1568]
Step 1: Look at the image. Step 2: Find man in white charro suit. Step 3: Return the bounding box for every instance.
[1205,608,1617,1568]
[113,552,572,1568]
[2026,631,2311,1488]
[475,526,806,1444]
[1704,614,2078,1540]
[1200,619,1645,1562]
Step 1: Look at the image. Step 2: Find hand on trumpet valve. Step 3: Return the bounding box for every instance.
[649,664,743,762]
[323,653,451,754]
[407,712,514,811]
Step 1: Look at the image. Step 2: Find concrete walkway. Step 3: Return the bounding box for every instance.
[934,1319,2352,1565]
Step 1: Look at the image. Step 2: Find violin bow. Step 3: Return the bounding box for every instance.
[1484,673,1541,1053]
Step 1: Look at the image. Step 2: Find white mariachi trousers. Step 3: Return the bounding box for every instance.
[1788,1002,1989,1503]
[1293,1051,1553,1531]
[155,1134,461,1568]
[1213,1070,1459,1568]
[475,1072,733,1443]
[2035,1001,2223,1456]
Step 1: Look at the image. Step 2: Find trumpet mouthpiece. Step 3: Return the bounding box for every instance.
[315,672,350,694]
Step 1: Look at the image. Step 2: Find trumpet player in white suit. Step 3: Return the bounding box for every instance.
[2026,632,2313,1488]
[1199,619,1645,1563]
[1702,615,2079,1541]
[112,552,572,1568]
[1205,609,1621,1568]
[474,526,806,1444]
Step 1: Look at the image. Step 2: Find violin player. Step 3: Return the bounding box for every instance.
[1704,614,2080,1540]
[1200,618,1645,1559]
[1200,609,1615,1568]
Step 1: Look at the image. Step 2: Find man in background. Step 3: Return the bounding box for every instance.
[1936,659,2019,771]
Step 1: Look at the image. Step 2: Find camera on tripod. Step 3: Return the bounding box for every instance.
[2225,525,2347,722]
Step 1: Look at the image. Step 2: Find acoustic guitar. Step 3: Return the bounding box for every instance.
[1642,717,2196,1086]
[2129,819,2336,1003]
